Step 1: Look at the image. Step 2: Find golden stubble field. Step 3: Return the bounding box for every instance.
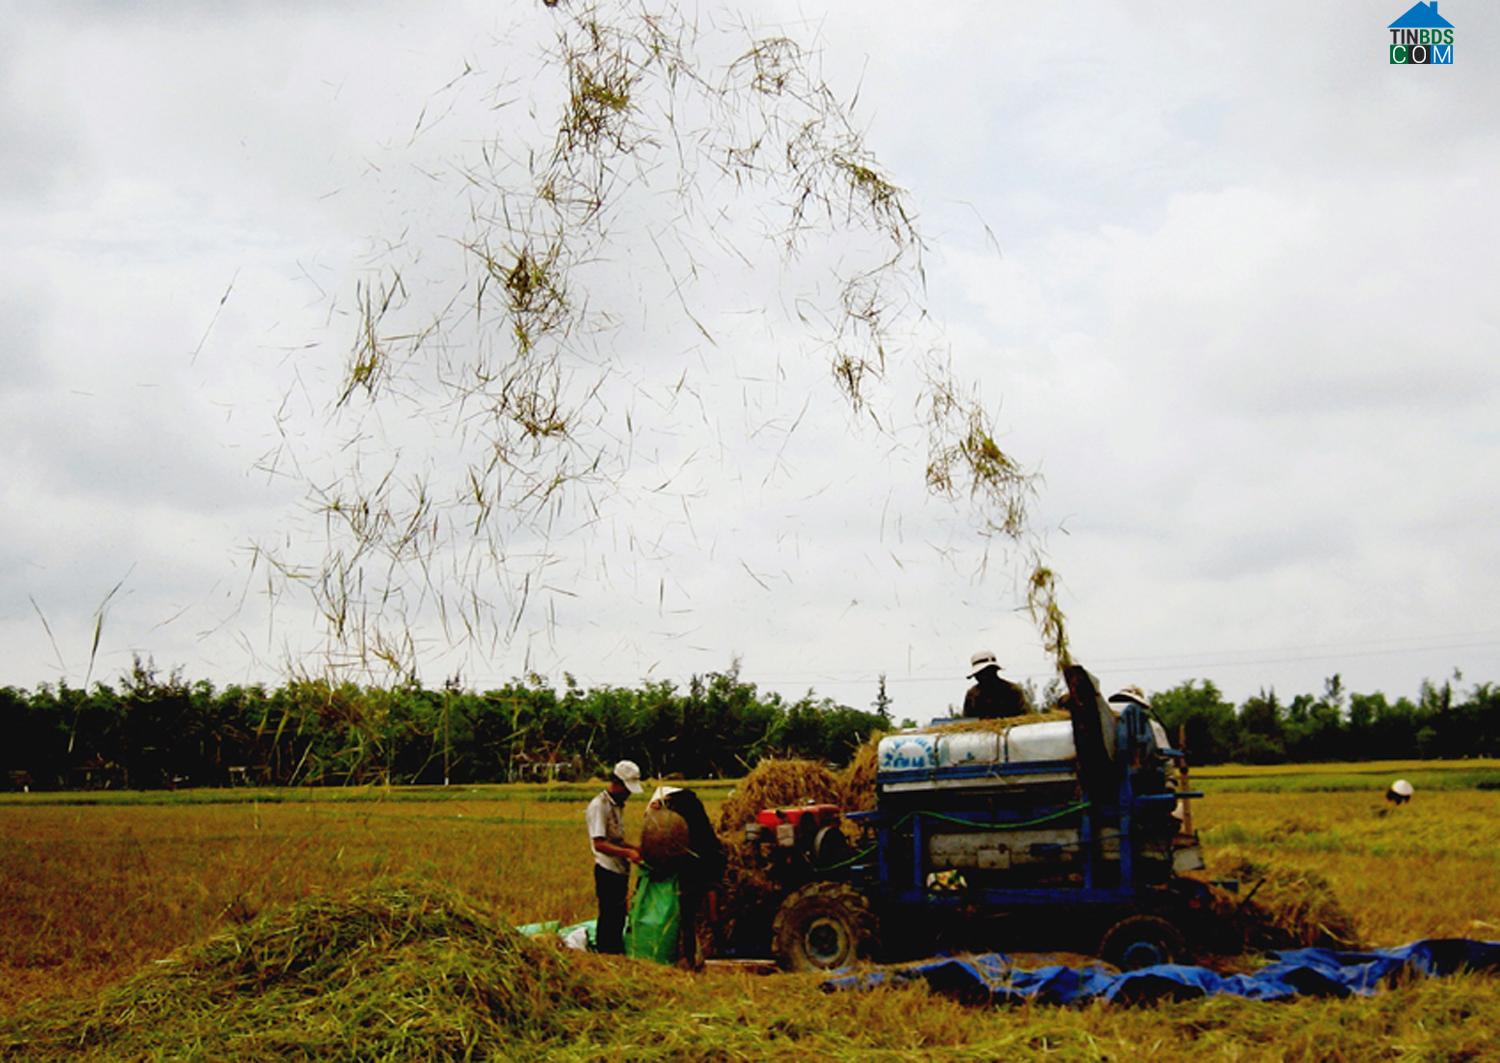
[3,763,1499,1060]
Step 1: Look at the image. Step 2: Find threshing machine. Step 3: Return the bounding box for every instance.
[743,665,1218,971]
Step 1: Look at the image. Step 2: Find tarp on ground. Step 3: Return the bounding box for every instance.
[822,939,1500,1006]
[514,918,596,950]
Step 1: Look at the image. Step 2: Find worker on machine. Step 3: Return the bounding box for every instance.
[1107,685,1186,827]
[963,650,1027,718]
[1106,685,1173,750]
[586,759,644,954]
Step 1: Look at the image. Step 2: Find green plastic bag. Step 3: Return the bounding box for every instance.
[513,919,561,938]
[624,865,681,964]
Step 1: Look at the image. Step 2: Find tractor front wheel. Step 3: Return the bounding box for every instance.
[1099,914,1186,971]
[771,881,878,972]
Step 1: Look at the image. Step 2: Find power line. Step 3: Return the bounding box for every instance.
[534,633,1500,689]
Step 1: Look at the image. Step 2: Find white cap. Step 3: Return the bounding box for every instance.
[1108,685,1152,710]
[1390,779,1414,797]
[969,650,1000,678]
[649,784,683,806]
[612,759,643,793]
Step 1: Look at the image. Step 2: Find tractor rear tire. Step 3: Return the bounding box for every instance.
[1099,914,1186,971]
[771,881,878,972]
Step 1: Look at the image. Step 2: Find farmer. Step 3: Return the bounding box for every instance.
[963,650,1027,719]
[586,759,643,954]
[646,785,725,969]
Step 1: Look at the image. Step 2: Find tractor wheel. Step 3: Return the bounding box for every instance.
[1099,914,1186,971]
[771,881,878,972]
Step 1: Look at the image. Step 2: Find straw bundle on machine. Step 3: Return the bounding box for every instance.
[715,758,843,835]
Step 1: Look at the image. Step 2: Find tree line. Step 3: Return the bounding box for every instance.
[2,659,1496,790]
[0,658,887,790]
[1150,672,1500,764]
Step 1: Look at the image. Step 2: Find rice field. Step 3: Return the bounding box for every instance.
[3,762,1499,1059]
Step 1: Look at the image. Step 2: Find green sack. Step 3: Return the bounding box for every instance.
[624,865,681,964]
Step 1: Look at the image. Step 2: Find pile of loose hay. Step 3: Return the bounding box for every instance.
[714,758,843,835]
[924,710,1072,735]
[838,737,882,812]
[0,880,618,1060]
[1202,846,1362,950]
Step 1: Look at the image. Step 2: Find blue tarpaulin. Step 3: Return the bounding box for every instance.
[822,939,1500,1006]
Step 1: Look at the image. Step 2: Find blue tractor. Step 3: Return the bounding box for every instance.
[743,665,1219,972]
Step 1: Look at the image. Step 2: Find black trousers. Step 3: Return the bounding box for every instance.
[677,883,704,969]
[594,865,629,954]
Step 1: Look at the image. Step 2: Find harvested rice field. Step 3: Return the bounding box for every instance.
[3,761,1500,1060]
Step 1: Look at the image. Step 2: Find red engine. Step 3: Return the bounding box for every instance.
[754,804,841,831]
[745,803,843,853]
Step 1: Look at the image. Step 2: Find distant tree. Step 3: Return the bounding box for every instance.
[1418,670,1464,756]
[1457,682,1500,757]
[1283,678,1343,761]
[1236,689,1286,764]
[872,674,892,727]
[1346,690,1378,757]
[1150,679,1238,764]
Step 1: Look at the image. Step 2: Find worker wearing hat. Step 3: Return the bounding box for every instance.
[586,759,644,954]
[645,784,725,969]
[1107,685,1152,710]
[963,650,1027,719]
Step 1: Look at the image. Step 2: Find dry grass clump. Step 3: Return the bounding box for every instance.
[0,880,617,1060]
[926,710,1073,735]
[715,759,843,835]
[839,738,883,813]
[1202,846,1363,951]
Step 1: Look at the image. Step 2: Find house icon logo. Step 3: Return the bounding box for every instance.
[1389,2,1454,64]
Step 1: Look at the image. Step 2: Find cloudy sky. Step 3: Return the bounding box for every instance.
[5,0,1497,715]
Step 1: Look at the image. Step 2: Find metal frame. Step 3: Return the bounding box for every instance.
[847,704,1203,915]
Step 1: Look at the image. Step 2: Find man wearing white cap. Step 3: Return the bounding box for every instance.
[587,759,643,953]
[963,650,1027,719]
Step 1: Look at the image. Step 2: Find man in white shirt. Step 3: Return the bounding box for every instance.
[586,759,643,953]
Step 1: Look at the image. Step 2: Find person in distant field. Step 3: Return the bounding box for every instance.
[587,759,644,954]
[962,650,1027,719]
